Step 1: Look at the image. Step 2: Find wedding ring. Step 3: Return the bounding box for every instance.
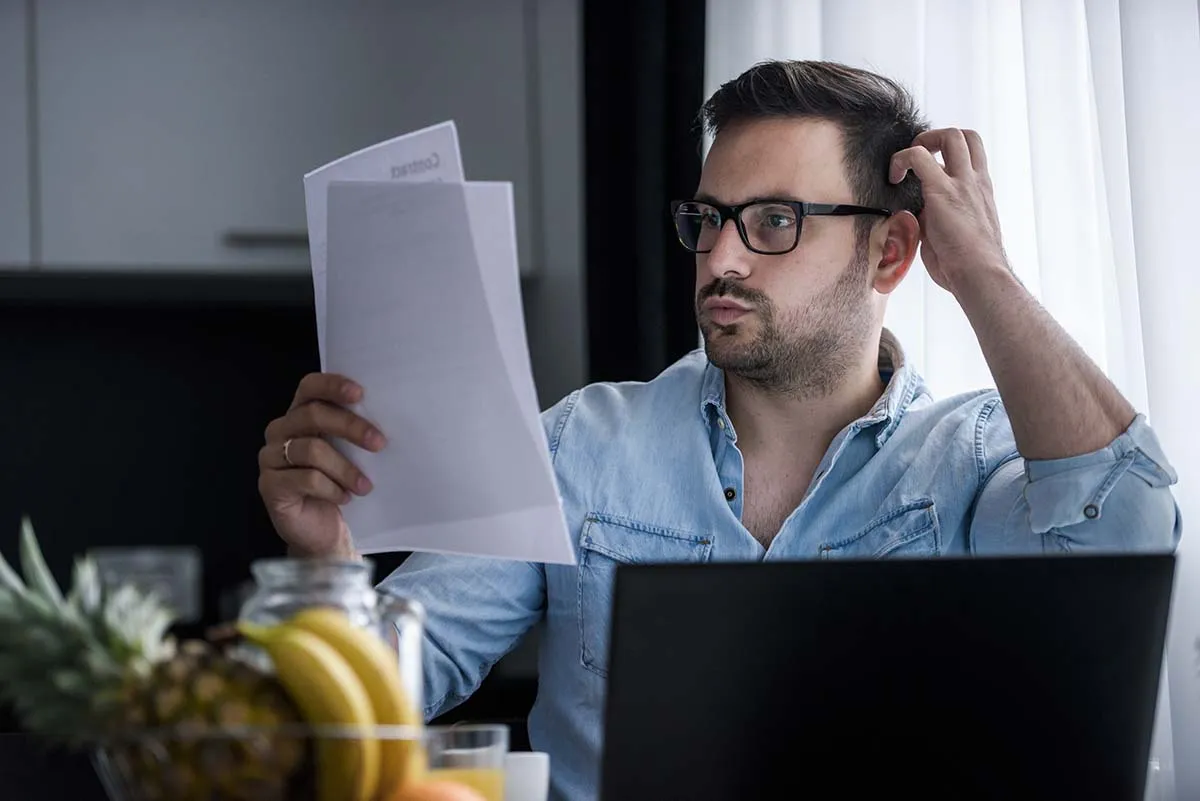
[283,438,295,467]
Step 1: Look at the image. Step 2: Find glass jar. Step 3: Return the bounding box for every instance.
[236,557,425,714]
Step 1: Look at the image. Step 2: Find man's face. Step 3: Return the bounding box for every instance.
[694,118,878,396]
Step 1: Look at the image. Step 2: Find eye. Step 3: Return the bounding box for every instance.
[756,205,796,229]
[699,208,722,229]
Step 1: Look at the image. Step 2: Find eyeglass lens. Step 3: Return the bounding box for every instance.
[674,201,800,254]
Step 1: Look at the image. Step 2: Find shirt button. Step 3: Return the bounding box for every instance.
[717,418,726,430]
[724,487,737,501]
[1083,504,1100,520]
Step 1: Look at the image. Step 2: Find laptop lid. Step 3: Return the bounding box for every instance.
[599,554,1174,801]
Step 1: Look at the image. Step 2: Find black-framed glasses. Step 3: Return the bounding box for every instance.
[670,198,892,255]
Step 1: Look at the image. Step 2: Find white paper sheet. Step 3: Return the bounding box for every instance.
[465,182,545,447]
[304,121,464,367]
[323,180,574,564]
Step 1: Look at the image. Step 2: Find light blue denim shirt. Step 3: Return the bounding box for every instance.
[379,333,1181,801]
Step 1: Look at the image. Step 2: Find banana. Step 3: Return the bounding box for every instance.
[237,621,381,801]
[286,607,427,800]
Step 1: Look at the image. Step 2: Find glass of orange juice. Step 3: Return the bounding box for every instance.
[423,723,509,801]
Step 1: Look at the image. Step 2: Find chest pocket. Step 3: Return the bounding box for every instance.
[819,498,941,559]
[578,513,713,678]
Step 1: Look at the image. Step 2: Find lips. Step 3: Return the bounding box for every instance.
[702,298,752,326]
[702,298,751,313]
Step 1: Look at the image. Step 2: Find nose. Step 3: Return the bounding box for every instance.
[701,219,752,281]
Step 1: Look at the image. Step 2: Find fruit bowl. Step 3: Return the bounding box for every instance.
[91,723,427,801]
[0,523,447,801]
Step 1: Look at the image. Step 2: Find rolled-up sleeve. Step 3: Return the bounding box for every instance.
[969,412,1181,554]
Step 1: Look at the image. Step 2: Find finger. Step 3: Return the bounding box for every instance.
[260,468,351,507]
[258,437,373,496]
[890,146,951,189]
[265,401,387,451]
[910,128,973,176]
[290,372,363,411]
[961,129,988,172]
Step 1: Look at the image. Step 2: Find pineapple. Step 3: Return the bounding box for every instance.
[0,518,308,801]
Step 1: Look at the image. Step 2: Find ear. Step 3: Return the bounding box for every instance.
[870,211,921,295]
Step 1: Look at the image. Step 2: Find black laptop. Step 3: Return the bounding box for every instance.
[598,554,1175,801]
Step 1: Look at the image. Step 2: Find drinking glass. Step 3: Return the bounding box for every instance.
[424,724,509,801]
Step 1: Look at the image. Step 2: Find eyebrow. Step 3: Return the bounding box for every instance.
[692,191,805,206]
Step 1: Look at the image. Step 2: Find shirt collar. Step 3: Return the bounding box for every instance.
[699,328,920,448]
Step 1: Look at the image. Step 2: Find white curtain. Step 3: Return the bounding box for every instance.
[704,1,1200,798]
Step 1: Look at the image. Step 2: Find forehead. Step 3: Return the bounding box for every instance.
[697,117,851,204]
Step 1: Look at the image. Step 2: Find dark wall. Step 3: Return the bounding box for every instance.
[0,271,431,736]
[0,272,325,628]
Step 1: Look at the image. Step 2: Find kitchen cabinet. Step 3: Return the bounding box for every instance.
[35,0,539,274]
[0,0,30,266]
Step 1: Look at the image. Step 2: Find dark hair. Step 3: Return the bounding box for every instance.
[700,60,929,233]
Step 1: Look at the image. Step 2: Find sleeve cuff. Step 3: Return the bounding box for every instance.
[1022,414,1177,533]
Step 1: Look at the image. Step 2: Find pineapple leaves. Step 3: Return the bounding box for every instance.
[0,517,185,746]
[0,532,26,599]
[19,517,66,609]
[68,557,103,616]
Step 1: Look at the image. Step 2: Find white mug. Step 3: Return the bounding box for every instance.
[504,751,550,801]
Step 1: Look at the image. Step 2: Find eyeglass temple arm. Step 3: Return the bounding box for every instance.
[804,203,892,217]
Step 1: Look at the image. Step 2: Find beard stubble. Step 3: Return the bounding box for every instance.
[696,247,874,397]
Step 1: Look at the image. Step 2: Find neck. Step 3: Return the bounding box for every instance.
[723,337,887,457]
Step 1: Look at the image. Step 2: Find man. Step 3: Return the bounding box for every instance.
[257,61,1180,801]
